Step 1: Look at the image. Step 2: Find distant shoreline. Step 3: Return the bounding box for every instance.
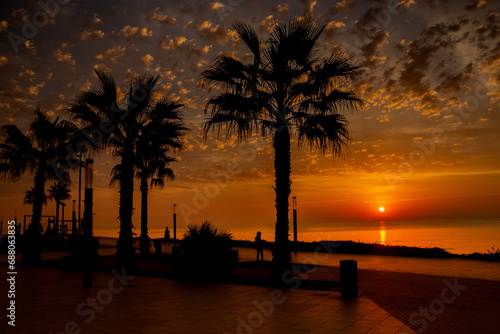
[96,236,500,261]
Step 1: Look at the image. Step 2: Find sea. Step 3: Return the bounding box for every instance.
[94,218,500,255]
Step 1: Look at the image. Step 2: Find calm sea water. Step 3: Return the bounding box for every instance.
[94,219,500,255]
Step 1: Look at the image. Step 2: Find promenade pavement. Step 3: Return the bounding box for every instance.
[0,264,414,334]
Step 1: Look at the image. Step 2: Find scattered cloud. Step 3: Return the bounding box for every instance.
[95,45,126,62]
[120,25,153,38]
[0,20,8,32]
[81,29,105,41]
[329,0,357,16]
[53,43,75,66]
[140,54,154,68]
[146,7,176,24]
[195,21,238,45]
[0,56,7,67]
[464,0,489,11]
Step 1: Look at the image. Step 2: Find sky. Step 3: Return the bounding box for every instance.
[0,0,499,241]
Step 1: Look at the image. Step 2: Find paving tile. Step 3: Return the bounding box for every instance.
[0,264,418,334]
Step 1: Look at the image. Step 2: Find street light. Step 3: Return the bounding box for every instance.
[72,200,76,234]
[293,196,297,253]
[83,159,94,288]
[173,204,177,243]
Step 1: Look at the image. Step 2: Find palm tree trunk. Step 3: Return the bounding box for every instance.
[139,175,150,255]
[270,126,292,283]
[117,146,137,270]
[22,170,45,264]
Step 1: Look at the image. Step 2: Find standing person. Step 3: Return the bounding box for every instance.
[164,226,171,245]
[255,231,264,261]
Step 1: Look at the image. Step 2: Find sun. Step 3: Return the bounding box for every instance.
[379,206,385,212]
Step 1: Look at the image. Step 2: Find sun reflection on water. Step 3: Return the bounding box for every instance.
[379,221,386,245]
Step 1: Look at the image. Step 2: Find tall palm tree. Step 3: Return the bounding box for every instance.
[200,17,364,282]
[0,108,75,263]
[110,101,187,255]
[48,182,71,231]
[69,70,186,269]
[134,100,187,255]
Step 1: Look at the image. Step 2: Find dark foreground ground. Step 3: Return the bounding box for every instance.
[2,251,499,333]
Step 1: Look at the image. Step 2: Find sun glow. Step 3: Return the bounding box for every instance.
[379,206,385,212]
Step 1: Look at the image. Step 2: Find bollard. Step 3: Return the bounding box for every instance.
[340,259,358,299]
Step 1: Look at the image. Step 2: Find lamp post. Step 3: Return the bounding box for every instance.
[293,196,297,253]
[173,204,177,243]
[83,159,94,288]
[61,202,66,231]
[78,153,82,234]
[72,200,76,235]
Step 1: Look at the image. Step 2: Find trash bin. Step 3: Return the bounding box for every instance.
[340,259,358,299]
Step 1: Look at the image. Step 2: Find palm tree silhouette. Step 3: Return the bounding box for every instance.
[24,187,48,207]
[69,70,186,269]
[200,17,364,281]
[111,99,188,255]
[0,108,76,263]
[48,182,71,232]
[136,99,187,255]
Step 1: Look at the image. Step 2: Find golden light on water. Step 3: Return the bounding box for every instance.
[379,221,386,245]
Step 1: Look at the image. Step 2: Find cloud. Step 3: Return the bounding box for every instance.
[353,8,390,66]
[435,70,473,94]
[25,82,45,96]
[85,13,101,27]
[397,0,416,10]
[54,43,75,65]
[96,46,126,62]
[323,20,346,39]
[260,15,277,33]
[146,7,176,25]
[329,0,357,16]
[24,40,36,55]
[195,21,238,45]
[464,0,489,10]
[158,35,188,51]
[210,2,224,11]
[0,56,7,67]
[120,25,153,38]
[301,0,318,16]
[190,59,207,73]
[271,3,288,14]
[0,20,7,32]
[81,29,105,41]
[140,54,154,68]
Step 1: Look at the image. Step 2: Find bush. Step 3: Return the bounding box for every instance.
[177,221,234,280]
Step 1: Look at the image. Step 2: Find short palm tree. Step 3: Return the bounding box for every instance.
[69,70,186,269]
[0,108,76,263]
[200,17,364,281]
[48,182,71,231]
[24,187,48,207]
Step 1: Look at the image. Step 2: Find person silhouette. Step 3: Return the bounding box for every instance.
[255,231,264,261]
[164,226,171,245]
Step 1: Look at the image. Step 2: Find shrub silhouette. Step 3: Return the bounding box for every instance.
[178,221,234,280]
